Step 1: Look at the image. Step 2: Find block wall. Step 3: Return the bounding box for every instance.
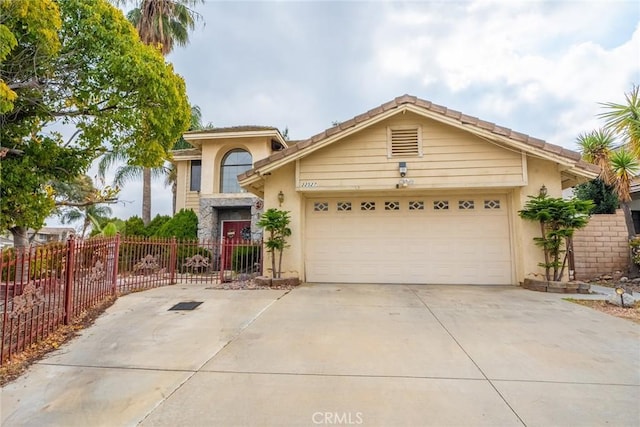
[573,210,630,279]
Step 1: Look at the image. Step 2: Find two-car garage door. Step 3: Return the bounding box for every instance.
[305,195,513,285]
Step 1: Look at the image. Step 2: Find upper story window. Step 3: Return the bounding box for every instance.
[387,126,422,157]
[190,160,201,192]
[220,149,252,193]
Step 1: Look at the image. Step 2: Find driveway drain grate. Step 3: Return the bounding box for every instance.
[169,301,203,311]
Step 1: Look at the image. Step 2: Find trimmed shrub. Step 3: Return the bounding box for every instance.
[146,214,171,237]
[156,209,198,239]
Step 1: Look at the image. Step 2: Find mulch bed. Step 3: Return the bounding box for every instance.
[567,299,640,324]
[205,279,299,290]
[566,273,640,324]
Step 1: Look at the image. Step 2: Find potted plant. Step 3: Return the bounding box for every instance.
[257,208,298,286]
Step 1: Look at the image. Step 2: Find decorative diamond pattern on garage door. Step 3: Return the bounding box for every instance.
[305,196,512,285]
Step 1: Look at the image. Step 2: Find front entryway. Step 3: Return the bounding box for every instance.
[304,195,513,284]
[220,220,252,271]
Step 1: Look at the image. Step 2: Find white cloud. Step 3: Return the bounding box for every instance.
[51,1,640,223]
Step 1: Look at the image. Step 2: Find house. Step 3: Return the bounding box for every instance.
[174,95,598,285]
[0,227,75,248]
[172,126,288,242]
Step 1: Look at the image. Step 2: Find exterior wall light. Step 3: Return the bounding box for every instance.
[277,190,285,206]
[615,287,626,308]
[539,184,547,197]
[399,162,408,177]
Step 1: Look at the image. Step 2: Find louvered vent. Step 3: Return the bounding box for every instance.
[388,126,421,157]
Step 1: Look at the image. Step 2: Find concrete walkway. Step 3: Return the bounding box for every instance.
[1,284,639,426]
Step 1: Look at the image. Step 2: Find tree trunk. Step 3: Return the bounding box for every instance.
[621,202,636,239]
[172,180,177,215]
[621,202,639,276]
[10,226,30,283]
[142,167,151,225]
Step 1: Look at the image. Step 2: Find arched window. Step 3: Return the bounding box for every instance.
[220,149,252,193]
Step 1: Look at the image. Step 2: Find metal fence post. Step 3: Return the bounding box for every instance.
[169,237,177,285]
[63,235,76,325]
[111,234,121,295]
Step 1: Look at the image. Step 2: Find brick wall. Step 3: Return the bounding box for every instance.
[573,210,630,279]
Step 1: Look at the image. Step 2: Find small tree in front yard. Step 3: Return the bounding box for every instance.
[257,209,291,279]
[519,194,594,281]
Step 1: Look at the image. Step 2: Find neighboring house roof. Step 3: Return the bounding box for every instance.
[631,176,640,195]
[239,94,599,184]
[35,227,75,235]
[171,148,202,160]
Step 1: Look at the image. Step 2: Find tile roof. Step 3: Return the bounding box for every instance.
[185,126,278,135]
[240,94,599,181]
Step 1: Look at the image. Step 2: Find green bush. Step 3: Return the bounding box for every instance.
[156,209,198,239]
[123,216,146,236]
[231,245,261,273]
[146,214,171,237]
[574,178,618,214]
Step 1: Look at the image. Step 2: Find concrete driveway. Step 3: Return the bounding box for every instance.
[1,283,639,426]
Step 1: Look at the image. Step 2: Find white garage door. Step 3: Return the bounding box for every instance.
[305,195,512,285]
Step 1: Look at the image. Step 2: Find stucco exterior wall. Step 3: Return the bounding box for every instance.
[573,210,629,279]
[262,162,302,279]
[200,138,272,196]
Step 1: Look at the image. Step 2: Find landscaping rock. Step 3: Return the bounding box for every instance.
[607,293,636,307]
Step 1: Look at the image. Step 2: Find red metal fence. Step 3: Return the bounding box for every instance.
[116,237,262,292]
[1,236,119,365]
[1,235,262,365]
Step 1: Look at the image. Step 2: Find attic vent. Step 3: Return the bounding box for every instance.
[388,126,422,157]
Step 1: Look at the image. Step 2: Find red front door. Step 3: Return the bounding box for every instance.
[221,220,251,271]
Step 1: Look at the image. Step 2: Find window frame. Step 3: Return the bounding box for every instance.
[189,159,201,192]
[220,149,252,193]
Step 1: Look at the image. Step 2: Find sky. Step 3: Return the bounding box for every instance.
[51,0,640,228]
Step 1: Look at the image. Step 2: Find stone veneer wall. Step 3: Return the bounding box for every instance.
[198,196,264,241]
[573,209,630,280]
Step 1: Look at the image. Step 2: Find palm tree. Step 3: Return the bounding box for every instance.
[60,203,113,238]
[109,0,202,224]
[610,148,640,238]
[576,129,615,185]
[599,85,640,158]
[126,0,202,55]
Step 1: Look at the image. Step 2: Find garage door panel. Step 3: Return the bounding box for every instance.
[305,195,512,285]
